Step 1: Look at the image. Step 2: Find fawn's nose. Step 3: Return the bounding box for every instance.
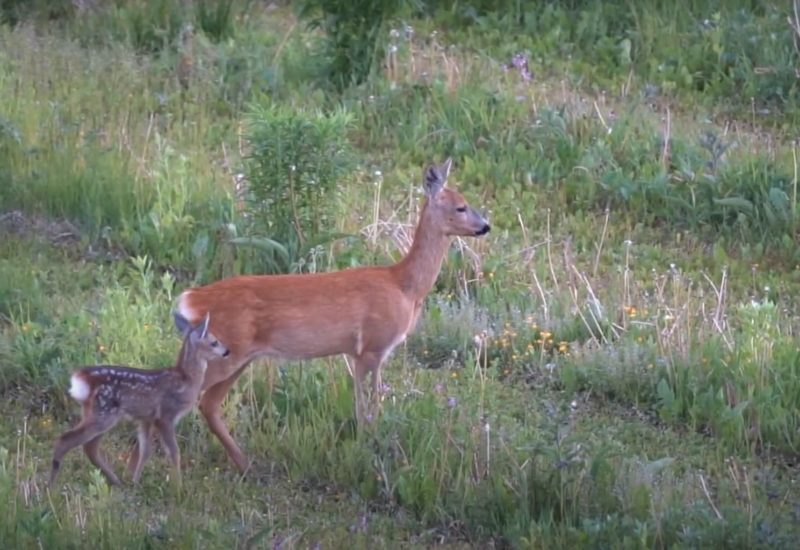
[222,349,230,358]
[475,223,491,236]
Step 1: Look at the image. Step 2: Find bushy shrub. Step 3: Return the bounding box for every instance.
[239,103,356,273]
[295,0,412,91]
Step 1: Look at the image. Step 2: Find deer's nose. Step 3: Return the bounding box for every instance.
[222,349,231,358]
[475,223,491,236]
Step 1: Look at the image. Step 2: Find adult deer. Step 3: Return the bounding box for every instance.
[177,158,490,473]
[50,312,229,488]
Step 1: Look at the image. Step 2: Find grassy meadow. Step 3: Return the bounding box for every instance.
[1,0,800,547]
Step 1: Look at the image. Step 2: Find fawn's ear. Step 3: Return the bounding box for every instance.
[423,157,451,198]
[173,311,192,336]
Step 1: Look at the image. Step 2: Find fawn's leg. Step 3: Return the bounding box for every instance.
[50,414,119,487]
[198,363,250,473]
[156,419,182,487]
[83,435,122,486]
[125,423,155,479]
[130,422,154,484]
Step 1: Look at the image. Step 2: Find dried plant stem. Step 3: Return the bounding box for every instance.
[661,107,671,170]
[518,213,549,323]
[792,141,798,222]
[545,209,559,292]
[372,173,382,245]
[701,269,734,351]
[592,208,610,278]
[622,241,633,329]
[271,19,297,67]
[593,100,610,132]
[699,474,724,521]
[287,169,305,246]
[135,112,155,182]
[568,265,608,345]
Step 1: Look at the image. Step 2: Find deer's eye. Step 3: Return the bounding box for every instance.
[211,341,219,347]
[456,206,467,213]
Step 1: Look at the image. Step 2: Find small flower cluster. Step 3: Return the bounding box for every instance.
[505,53,533,82]
[434,382,458,409]
[623,305,642,318]
[487,317,570,371]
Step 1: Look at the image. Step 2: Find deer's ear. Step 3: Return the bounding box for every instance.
[423,158,451,198]
[174,311,192,336]
[198,313,210,339]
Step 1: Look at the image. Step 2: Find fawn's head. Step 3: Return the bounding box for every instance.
[174,312,229,367]
[422,158,490,238]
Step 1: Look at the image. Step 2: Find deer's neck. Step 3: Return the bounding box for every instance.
[393,203,450,299]
[175,340,205,383]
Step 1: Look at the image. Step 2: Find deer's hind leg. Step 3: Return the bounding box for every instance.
[50,412,120,488]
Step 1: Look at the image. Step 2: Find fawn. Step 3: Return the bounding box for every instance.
[49,312,229,488]
[172,158,490,473]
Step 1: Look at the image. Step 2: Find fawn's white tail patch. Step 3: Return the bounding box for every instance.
[68,373,91,402]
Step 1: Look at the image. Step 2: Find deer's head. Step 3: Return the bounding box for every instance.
[422,158,490,238]
[174,312,230,366]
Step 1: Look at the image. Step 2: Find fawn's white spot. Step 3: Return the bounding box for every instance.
[68,374,90,402]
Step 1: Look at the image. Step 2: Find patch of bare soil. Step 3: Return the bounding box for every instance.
[0,210,81,246]
[0,210,126,261]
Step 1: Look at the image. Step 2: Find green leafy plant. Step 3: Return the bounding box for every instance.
[239,103,356,273]
[195,0,237,42]
[105,0,189,53]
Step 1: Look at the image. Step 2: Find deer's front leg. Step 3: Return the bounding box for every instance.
[198,362,251,474]
[352,351,383,426]
[156,419,182,487]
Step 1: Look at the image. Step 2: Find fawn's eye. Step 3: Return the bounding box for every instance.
[456,206,467,213]
[211,341,219,347]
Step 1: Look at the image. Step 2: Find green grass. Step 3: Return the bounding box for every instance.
[2,1,800,547]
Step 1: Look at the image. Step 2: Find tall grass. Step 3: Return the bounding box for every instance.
[0,25,236,270]
[426,0,799,121]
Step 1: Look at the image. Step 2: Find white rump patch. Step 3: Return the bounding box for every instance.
[68,374,91,402]
[177,291,198,321]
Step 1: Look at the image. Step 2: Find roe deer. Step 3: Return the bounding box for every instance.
[175,158,490,473]
[49,312,229,488]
